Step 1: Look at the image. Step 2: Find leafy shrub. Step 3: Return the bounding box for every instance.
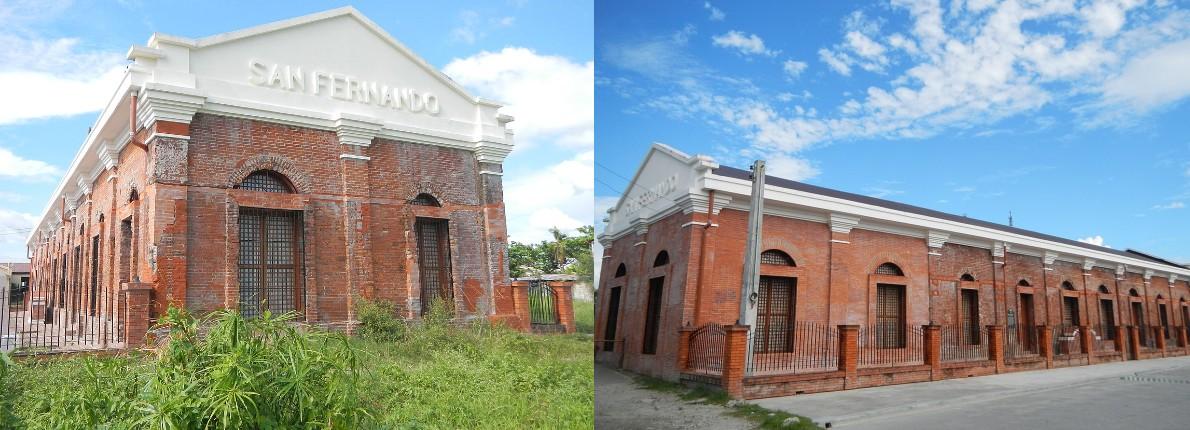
[356,297,407,342]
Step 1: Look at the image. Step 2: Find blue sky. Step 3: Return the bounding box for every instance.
[594,0,1190,268]
[0,0,594,262]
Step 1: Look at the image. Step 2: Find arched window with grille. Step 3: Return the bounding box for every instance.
[236,170,294,193]
[960,273,975,281]
[875,262,904,276]
[653,250,669,267]
[760,249,795,266]
[410,193,441,207]
[1018,279,1031,287]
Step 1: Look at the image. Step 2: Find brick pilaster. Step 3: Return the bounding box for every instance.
[1128,325,1141,360]
[122,282,153,348]
[1178,326,1188,352]
[549,280,575,334]
[838,324,859,389]
[677,327,694,372]
[827,230,853,326]
[1039,325,1053,368]
[1154,325,1166,355]
[988,325,1005,373]
[1079,325,1094,364]
[1114,325,1126,355]
[923,324,941,380]
[722,325,749,399]
[510,280,530,332]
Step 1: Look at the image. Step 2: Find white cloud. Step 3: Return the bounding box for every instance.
[765,153,819,181]
[0,147,59,179]
[1153,201,1185,210]
[503,151,594,243]
[782,59,807,79]
[1078,235,1110,248]
[954,186,976,193]
[0,35,126,125]
[451,10,482,44]
[0,209,36,261]
[444,47,594,149]
[818,48,852,75]
[712,31,780,57]
[704,2,725,21]
[1100,39,1190,113]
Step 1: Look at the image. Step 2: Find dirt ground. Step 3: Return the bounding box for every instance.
[595,363,754,430]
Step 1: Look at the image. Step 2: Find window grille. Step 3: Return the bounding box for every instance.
[755,276,796,353]
[238,208,303,318]
[760,250,795,266]
[416,218,453,313]
[237,170,293,193]
[642,277,664,354]
[875,263,904,276]
[876,284,906,348]
[960,273,975,281]
[410,193,441,207]
[653,251,669,267]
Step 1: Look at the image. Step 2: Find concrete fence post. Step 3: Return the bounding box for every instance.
[677,327,694,372]
[722,325,750,399]
[838,325,859,389]
[121,282,153,348]
[923,325,941,380]
[1079,325,1094,365]
[987,325,1005,373]
[1038,325,1053,368]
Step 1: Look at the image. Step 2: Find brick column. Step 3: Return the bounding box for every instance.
[1039,325,1053,368]
[510,280,531,332]
[827,215,858,326]
[722,325,749,399]
[1154,326,1166,355]
[549,280,575,334]
[477,163,510,317]
[1114,326,1126,355]
[923,325,941,380]
[1079,325,1094,364]
[838,324,859,389]
[988,325,1005,373]
[1178,326,1188,352]
[1128,325,1141,359]
[122,282,153,348]
[677,327,694,372]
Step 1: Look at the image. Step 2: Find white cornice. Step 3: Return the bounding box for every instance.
[334,115,382,147]
[138,83,205,125]
[829,213,860,234]
[928,230,950,249]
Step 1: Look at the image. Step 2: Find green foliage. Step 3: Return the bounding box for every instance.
[508,225,595,282]
[356,297,407,342]
[634,375,822,430]
[0,351,18,428]
[574,299,595,334]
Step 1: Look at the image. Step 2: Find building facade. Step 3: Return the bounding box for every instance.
[18,8,521,349]
[595,144,1190,398]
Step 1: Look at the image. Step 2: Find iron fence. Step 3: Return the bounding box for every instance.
[1095,324,1116,353]
[747,321,838,374]
[527,281,563,333]
[1140,326,1157,351]
[1004,324,1040,359]
[1051,325,1083,357]
[858,324,923,368]
[941,323,988,363]
[686,323,725,376]
[2,269,123,354]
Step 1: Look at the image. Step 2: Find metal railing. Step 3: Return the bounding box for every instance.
[1140,326,1157,351]
[747,321,838,374]
[2,274,123,354]
[686,323,725,376]
[1095,325,1116,353]
[941,323,988,363]
[858,324,923,368]
[1051,325,1083,357]
[1004,324,1040,359]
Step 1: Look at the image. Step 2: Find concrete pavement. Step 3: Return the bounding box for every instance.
[754,356,1190,429]
[595,363,753,430]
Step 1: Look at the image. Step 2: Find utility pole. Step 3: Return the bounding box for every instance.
[739,160,765,373]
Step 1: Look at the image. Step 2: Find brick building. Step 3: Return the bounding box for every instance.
[595,144,1190,398]
[19,8,523,348]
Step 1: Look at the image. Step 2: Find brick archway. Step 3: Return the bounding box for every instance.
[227,154,313,194]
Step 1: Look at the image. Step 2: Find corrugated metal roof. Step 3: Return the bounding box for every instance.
[712,165,1184,270]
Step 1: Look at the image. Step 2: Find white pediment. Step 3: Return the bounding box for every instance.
[603,143,716,237]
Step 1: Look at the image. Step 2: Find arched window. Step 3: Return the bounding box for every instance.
[410,193,441,207]
[614,263,627,278]
[760,249,795,266]
[653,250,669,267]
[1017,279,1031,287]
[875,262,904,276]
[128,188,139,202]
[1099,285,1111,294]
[1157,294,1165,300]
[236,170,293,193]
[1130,288,1140,297]
[1061,281,1075,291]
[960,273,975,282]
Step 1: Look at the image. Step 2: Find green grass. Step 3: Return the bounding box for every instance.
[633,375,823,430]
[1,303,593,429]
[574,299,594,334]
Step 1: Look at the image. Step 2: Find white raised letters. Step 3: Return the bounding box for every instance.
[248,59,440,116]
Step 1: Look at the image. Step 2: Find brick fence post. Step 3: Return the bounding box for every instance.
[1114,326,1126,355]
[1038,325,1053,368]
[1178,326,1188,353]
[1128,325,1141,360]
[987,325,1005,373]
[1079,325,1094,365]
[548,280,576,334]
[722,325,749,399]
[510,281,531,332]
[121,282,153,348]
[677,327,694,372]
[1154,326,1166,356]
[923,325,941,380]
[838,325,859,389]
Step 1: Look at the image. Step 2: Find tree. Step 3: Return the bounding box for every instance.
[507,225,595,282]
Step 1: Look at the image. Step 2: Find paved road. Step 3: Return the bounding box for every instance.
[595,363,753,430]
[755,356,1190,429]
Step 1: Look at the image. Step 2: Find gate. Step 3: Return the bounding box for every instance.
[2,265,124,355]
[528,281,563,333]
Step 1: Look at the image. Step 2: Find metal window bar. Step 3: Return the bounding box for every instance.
[941,323,989,363]
[687,323,726,376]
[747,321,838,374]
[238,208,304,319]
[1051,325,1083,357]
[416,218,452,314]
[237,170,292,193]
[858,324,924,368]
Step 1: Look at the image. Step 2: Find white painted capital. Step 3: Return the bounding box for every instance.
[1083,258,1096,271]
[1116,264,1126,276]
[334,115,383,147]
[137,83,205,125]
[928,230,950,249]
[1144,269,1154,281]
[1171,274,1179,283]
[1043,251,1059,266]
[992,241,1007,257]
[829,213,861,234]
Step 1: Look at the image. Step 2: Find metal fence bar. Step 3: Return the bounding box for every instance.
[747,321,838,374]
[1004,324,1039,359]
[527,281,562,333]
[1095,324,1116,353]
[687,323,725,375]
[858,324,923,368]
[941,323,988,363]
[1052,325,1082,357]
[2,262,123,355]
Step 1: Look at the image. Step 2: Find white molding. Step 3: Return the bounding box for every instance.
[928,230,950,249]
[928,251,942,256]
[830,239,851,244]
[1083,258,1096,271]
[339,153,370,161]
[479,170,503,176]
[633,241,647,247]
[1144,269,1154,281]
[138,83,205,125]
[148,132,191,142]
[992,241,1006,258]
[681,221,707,228]
[334,115,382,147]
[1044,251,1059,266]
[829,213,860,234]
